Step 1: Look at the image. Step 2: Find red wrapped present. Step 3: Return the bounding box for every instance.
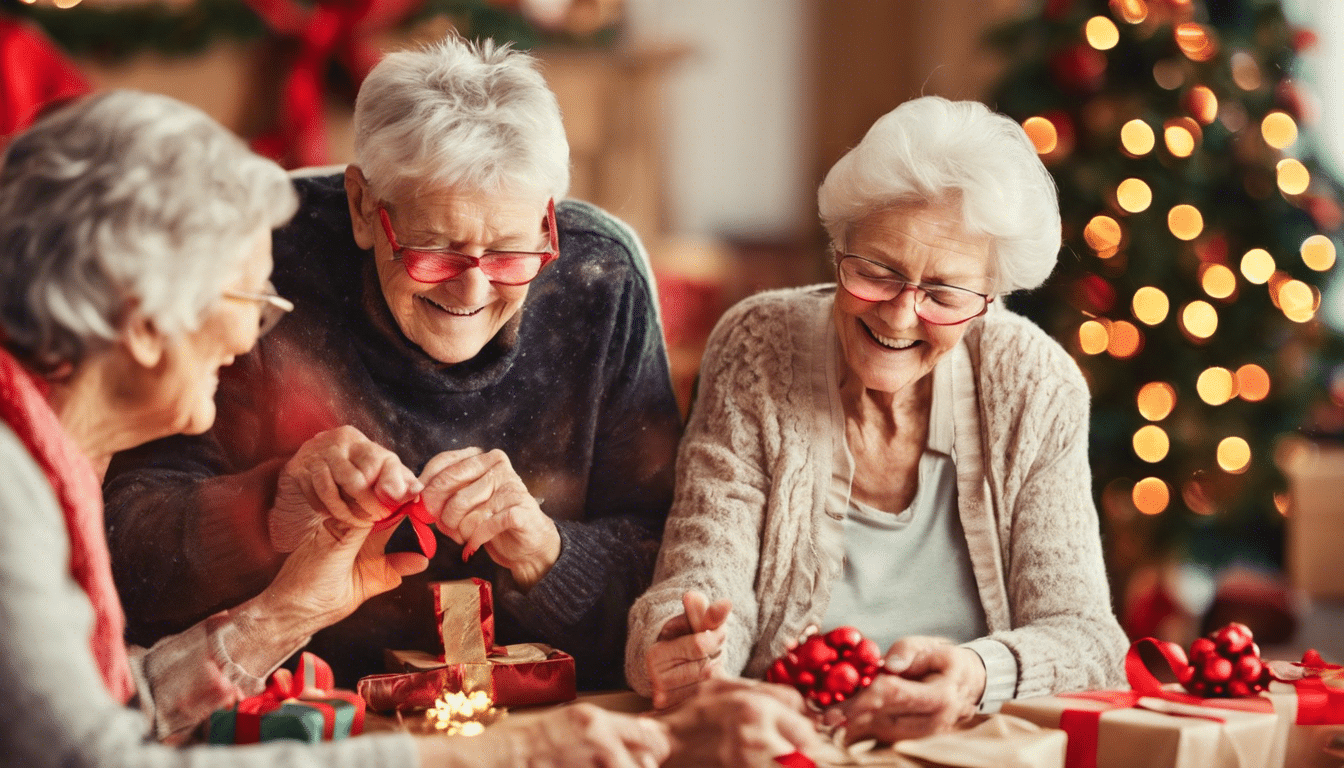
[1264,650,1344,768]
[357,579,576,712]
[208,652,364,744]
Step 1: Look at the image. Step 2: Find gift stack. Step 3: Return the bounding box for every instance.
[1001,624,1344,768]
[357,578,576,712]
[207,652,364,744]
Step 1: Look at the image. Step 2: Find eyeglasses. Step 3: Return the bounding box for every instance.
[378,198,559,286]
[836,253,992,326]
[223,283,294,337]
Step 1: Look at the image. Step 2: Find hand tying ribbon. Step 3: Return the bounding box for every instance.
[374,497,438,559]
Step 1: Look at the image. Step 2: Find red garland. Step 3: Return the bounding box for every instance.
[240,0,424,168]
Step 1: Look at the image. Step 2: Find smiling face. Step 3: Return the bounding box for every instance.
[150,229,275,436]
[347,170,550,365]
[833,199,994,396]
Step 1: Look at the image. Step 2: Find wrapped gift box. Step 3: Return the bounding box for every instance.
[1262,655,1344,768]
[357,578,576,712]
[208,652,364,744]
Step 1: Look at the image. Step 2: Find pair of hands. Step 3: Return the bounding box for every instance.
[422,679,819,768]
[646,591,987,743]
[262,426,561,631]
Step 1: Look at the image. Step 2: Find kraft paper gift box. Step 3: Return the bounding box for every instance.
[208,652,364,744]
[357,578,576,712]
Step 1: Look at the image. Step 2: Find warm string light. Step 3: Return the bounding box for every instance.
[1235,364,1271,401]
[1240,248,1275,284]
[1133,477,1170,515]
[1261,111,1298,149]
[1153,59,1186,90]
[425,691,505,736]
[1200,263,1236,299]
[1197,366,1237,405]
[1168,204,1204,240]
[1116,178,1153,212]
[1079,320,1109,355]
[1185,86,1218,124]
[1132,286,1170,325]
[1175,22,1217,62]
[1181,300,1218,339]
[1231,52,1263,91]
[1023,117,1059,154]
[1278,279,1317,322]
[1085,215,1123,256]
[1300,234,1337,271]
[1121,119,1156,156]
[1107,320,1143,358]
[1086,16,1121,50]
[1137,382,1177,420]
[1133,425,1171,462]
[1164,117,1201,157]
[1277,158,1310,195]
[1217,437,1251,474]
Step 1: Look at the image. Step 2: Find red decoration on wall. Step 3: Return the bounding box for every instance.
[241,0,424,168]
[0,17,90,141]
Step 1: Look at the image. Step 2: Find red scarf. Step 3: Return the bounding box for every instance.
[0,346,135,702]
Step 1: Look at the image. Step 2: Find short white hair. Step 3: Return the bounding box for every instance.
[0,90,297,374]
[818,96,1061,294]
[354,35,570,203]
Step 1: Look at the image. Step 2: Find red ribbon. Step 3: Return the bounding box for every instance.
[233,652,364,743]
[1280,650,1344,725]
[239,0,423,167]
[374,497,437,559]
[774,752,815,768]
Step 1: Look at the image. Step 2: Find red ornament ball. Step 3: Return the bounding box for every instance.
[765,626,885,707]
[1181,622,1269,697]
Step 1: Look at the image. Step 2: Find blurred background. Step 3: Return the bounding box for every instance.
[2,0,1341,661]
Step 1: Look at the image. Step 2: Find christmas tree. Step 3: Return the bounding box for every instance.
[987,0,1344,618]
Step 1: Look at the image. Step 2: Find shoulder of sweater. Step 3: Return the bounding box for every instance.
[966,308,1089,405]
[713,284,835,333]
[557,199,640,255]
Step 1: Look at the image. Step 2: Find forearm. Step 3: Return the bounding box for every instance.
[106,456,287,638]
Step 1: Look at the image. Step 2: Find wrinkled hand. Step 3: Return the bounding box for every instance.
[657,678,821,768]
[428,703,671,768]
[261,514,429,636]
[648,591,733,710]
[270,426,421,552]
[825,636,986,743]
[419,447,561,589]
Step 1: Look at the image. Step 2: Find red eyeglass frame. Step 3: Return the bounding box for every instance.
[377,198,559,286]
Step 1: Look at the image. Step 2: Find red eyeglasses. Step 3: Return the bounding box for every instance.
[378,198,559,286]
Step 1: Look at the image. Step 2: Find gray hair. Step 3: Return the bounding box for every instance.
[818,96,1061,294]
[0,90,298,374]
[353,35,570,203]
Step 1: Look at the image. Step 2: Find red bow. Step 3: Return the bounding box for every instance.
[240,0,423,167]
[235,652,364,742]
[374,497,437,559]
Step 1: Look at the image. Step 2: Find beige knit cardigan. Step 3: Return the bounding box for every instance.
[626,286,1128,699]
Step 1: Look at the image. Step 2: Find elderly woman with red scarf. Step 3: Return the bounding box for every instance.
[0,90,817,768]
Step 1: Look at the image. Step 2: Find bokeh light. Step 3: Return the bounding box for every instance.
[1217,437,1251,474]
[1279,279,1316,322]
[1121,119,1156,156]
[1235,364,1270,402]
[1200,263,1236,299]
[1186,86,1218,124]
[1168,204,1204,240]
[1110,0,1148,23]
[1084,215,1123,251]
[1133,425,1171,463]
[1175,23,1217,62]
[1137,382,1177,421]
[1133,477,1170,515]
[1153,59,1185,90]
[1181,300,1218,339]
[1107,320,1143,358]
[1079,320,1109,355]
[1261,111,1298,149]
[1277,159,1310,195]
[1132,286,1170,325]
[1116,178,1153,213]
[1165,123,1197,157]
[1240,248,1275,284]
[1197,366,1236,405]
[1301,234,1337,271]
[1023,117,1058,154]
[1231,51,1262,91]
[1274,492,1291,516]
[1086,16,1121,49]
[1183,479,1217,516]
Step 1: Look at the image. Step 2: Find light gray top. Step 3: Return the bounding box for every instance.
[627,287,1129,703]
[0,421,418,768]
[820,357,1003,708]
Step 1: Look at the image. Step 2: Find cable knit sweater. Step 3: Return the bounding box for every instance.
[626,286,1128,700]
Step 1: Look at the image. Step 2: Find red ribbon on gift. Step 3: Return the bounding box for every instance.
[1274,649,1344,726]
[234,652,365,743]
[374,497,437,559]
[1055,638,1274,768]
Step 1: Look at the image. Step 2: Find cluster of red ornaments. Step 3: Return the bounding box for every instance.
[1177,622,1271,697]
[766,627,884,707]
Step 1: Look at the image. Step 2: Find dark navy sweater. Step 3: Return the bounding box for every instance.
[103,174,683,689]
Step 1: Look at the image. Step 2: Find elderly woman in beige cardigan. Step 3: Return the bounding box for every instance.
[626,96,1128,743]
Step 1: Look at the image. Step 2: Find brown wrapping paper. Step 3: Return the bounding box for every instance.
[1001,694,1285,768]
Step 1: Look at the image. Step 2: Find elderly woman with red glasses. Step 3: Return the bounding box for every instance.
[103,35,683,689]
[627,96,1128,740]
